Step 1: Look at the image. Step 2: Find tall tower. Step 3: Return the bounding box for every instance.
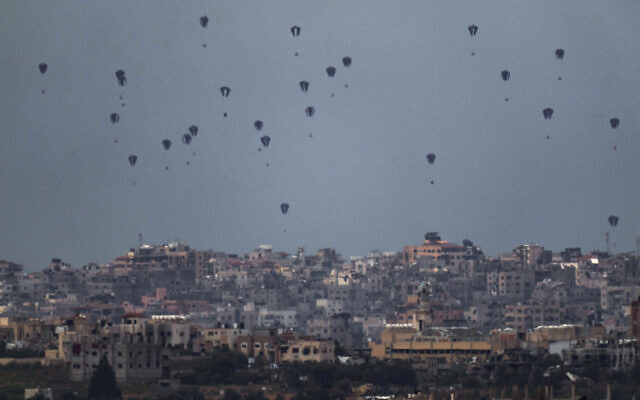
[296,246,306,266]
[412,282,434,331]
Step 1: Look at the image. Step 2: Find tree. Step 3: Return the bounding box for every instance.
[88,356,121,400]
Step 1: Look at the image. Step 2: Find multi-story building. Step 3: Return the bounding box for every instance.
[487,269,535,299]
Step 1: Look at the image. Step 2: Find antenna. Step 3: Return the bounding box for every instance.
[605,232,610,253]
[138,233,142,248]
[636,236,639,257]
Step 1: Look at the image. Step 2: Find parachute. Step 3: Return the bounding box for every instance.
[305,106,315,117]
[610,118,619,129]
[426,153,436,164]
[182,133,192,145]
[326,66,336,77]
[115,70,127,87]
[38,63,48,74]
[254,120,263,131]
[468,24,478,36]
[280,203,290,214]
[128,155,137,166]
[290,26,301,37]
[555,49,564,59]
[299,81,309,92]
[189,125,198,137]
[220,86,230,97]
[162,139,172,150]
[261,135,271,147]
[200,15,209,28]
[608,215,619,227]
[501,70,510,81]
[543,108,554,120]
[343,57,352,67]
[110,113,119,124]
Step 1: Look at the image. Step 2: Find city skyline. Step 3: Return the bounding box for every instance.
[1,1,639,271]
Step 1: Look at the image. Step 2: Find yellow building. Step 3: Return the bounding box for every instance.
[371,283,494,365]
[370,325,494,364]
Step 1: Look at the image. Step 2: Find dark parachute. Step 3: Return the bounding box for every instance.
[189,125,198,137]
[260,135,271,147]
[290,26,301,37]
[468,24,478,36]
[115,69,126,87]
[501,70,510,81]
[326,66,336,77]
[555,49,565,59]
[343,57,352,67]
[110,113,119,124]
[426,153,436,164]
[543,108,554,120]
[254,120,263,130]
[299,81,309,92]
[200,16,209,28]
[608,215,619,227]
[182,133,192,145]
[220,86,230,97]
[610,118,620,129]
[38,63,48,74]
[128,155,137,166]
[162,139,172,150]
[305,106,315,117]
[280,203,289,214]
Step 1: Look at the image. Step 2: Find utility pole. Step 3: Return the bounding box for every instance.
[138,233,142,248]
[605,232,610,253]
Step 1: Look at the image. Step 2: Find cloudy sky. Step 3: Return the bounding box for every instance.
[1,1,639,270]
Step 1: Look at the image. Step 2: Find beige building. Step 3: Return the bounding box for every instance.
[279,336,335,363]
[370,325,493,364]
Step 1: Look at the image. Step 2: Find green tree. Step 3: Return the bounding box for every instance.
[87,356,121,400]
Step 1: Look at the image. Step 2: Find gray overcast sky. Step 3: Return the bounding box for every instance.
[1,1,639,271]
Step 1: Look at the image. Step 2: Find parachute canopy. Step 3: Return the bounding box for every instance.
[261,135,271,147]
[555,49,565,59]
[326,66,336,77]
[220,86,230,97]
[608,215,619,227]
[543,108,554,120]
[290,26,301,37]
[110,113,119,124]
[189,125,198,137]
[182,133,192,145]
[200,16,209,28]
[162,139,172,150]
[610,118,620,129]
[254,120,263,131]
[299,81,309,92]
[501,70,510,81]
[468,24,478,36]
[426,153,436,164]
[38,63,48,74]
[280,203,289,214]
[305,106,315,117]
[128,155,137,166]
[343,57,352,67]
[115,69,126,87]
